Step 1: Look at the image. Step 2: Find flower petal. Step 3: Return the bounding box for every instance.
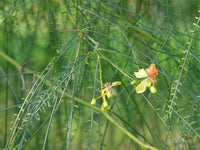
[134,69,148,78]
[146,79,152,87]
[112,81,121,86]
[146,64,158,77]
[135,78,151,93]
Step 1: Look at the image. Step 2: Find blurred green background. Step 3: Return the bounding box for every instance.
[1,0,200,149]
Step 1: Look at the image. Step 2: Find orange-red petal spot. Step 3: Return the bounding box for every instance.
[146,64,158,77]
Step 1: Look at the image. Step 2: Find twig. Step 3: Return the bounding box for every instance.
[20,58,34,91]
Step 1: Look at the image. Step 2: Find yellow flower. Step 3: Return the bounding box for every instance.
[102,81,121,97]
[91,81,121,111]
[134,64,158,94]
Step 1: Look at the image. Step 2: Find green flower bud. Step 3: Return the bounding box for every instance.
[131,80,137,85]
[101,106,106,111]
[91,98,96,106]
[107,91,113,98]
[102,101,108,108]
[150,86,157,94]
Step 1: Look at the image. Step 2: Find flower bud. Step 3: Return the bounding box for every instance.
[107,91,113,98]
[102,101,108,108]
[131,80,137,85]
[91,98,96,106]
[101,106,106,112]
[112,81,121,86]
[150,86,157,94]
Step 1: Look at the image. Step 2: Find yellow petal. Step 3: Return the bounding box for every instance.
[112,81,121,86]
[134,69,148,78]
[135,78,151,93]
[146,79,152,87]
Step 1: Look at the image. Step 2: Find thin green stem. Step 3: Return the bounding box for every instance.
[98,51,135,81]
[51,0,78,29]
[71,95,157,150]
[98,54,103,90]
[42,97,59,149]
[0,51,21,71]
[1,39,157,150]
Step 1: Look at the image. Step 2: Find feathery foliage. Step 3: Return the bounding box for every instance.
[0,0,200,149]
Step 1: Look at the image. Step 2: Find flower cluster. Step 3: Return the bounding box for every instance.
[91,81,121,111]
[90,64,159,111]
[133,64,158,94]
